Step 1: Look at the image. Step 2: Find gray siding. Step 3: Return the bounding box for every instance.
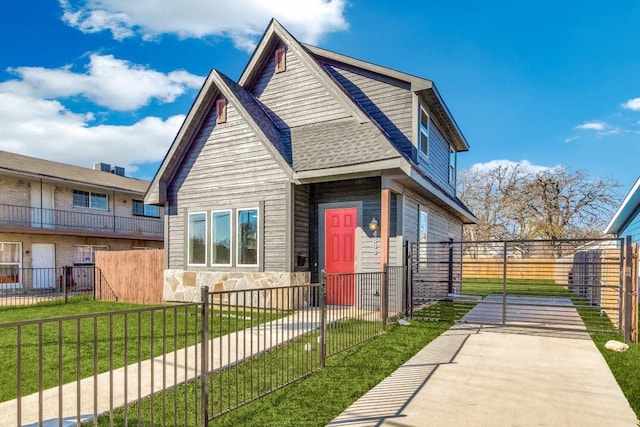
[251,45,351,128]
[427,122,456,194]
[293,184,310,272]
[322,63,413,158]
[167,101,289,271]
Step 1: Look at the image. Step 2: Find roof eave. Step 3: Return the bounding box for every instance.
[604,176,640,235]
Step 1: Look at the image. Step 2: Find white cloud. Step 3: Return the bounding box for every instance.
[59,0,349,51]
[564,136,579,143]
[0,91,184,174]
[575,121,607,131]
[469,159,558,175]
[621,97,640,111]
[1,54,203,111]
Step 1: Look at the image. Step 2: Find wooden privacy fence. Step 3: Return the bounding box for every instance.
[95,249,164,304]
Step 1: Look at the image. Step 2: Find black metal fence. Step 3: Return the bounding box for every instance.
[0,203,163,236]
[0,266,118,307]
[1,269,404,426]
[408,239,626,334]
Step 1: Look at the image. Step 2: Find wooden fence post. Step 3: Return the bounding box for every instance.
[631,243,638,344]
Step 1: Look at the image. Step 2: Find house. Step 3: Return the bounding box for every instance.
[605,177,640,243]
[146,19,476,303]
[0,150,163,291]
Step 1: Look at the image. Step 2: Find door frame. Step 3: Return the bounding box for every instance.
[318,201,362,277]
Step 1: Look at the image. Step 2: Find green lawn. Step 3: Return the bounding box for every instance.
[94,319,449,426]
[0,299,282,402]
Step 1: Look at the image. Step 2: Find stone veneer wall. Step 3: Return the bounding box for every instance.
[164,270,311,310]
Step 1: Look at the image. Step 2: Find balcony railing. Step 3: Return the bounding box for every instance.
[0,204,162,237]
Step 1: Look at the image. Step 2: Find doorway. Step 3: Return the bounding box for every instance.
[325,207,357,305]
[31,243,56,289]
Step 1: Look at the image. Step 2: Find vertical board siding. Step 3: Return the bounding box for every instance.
[95,249,164,304]
[427,122,455,194]
[323,63,413,158]
[294,184,310,272]
[251,45,350,128]
[167,102,289,271]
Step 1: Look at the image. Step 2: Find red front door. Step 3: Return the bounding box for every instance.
[325,207,356,305]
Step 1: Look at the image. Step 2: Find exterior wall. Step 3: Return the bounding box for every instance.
[163,269,310,309]
[620,210,640,243]
[250,43,351,128]
[0,176,30,206]
[321,63,414,158]
[426,122,456,194]
[0,231,161,269]
[293,184,310,272]
[167,95,289,272]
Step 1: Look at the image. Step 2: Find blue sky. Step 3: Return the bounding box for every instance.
[1,1,639,194]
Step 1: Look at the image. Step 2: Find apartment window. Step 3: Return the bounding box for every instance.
[449,146,457,185]
[237,208,258,266]
[0,242,21,285]
[211,210,232,266]
[216,98,227,124]
[275,47,287,73]
[188,212,207,266]
[419,107,430,160]
[73,190,108,210]
[132,200,160,218]
[73,245,108,265]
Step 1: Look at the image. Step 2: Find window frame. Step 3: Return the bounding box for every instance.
[187,212,208,267]
[73,189,108,211]
[418,106,430,162]
[449,146,457,185]
[417,207,428,270]
[211,209,233,267]
[236,207,259,268]
[132,200,160,218]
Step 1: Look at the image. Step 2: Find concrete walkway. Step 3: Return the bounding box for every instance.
[328,322,638,427]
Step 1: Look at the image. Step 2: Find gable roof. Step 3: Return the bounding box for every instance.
[0,150,150,194]
[604,176,640,235]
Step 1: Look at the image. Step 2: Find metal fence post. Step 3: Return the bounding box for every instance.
[382,264,388,331]
[62,267,68,303]
[200,286,209,426]
[319,271,327,369]
[502,241,508,325]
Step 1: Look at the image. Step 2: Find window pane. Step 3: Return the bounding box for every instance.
[238,209,258,265]
[418,209,428,266]
[189,213,207,265]
[212,211,231,265]
[132,200,145,215]
[420,129,429,156]
[0,243,20,263]
[91,193,108,210]
[73,246,92,264]
[73,190,89,207]
[144,204,160,217]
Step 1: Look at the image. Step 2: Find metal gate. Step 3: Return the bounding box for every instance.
[408,238,626,334]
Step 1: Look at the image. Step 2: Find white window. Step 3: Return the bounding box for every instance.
[419,107,429,160]
[188,212,207,266]
[449,146,456,185]
[73,245,108,265]
[73,190,108,210]
[418,207,428,268]
[0,242,21,286]
[211,210,232,266]
[132,200,160,218]
[237,208,259,266]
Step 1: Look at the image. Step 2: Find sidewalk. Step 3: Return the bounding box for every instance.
[327,323,638,427]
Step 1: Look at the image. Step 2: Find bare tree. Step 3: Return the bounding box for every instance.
[459,164,621,247]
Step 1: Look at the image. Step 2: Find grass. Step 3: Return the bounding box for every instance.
[94,319,449,426]
[0,299,282,402]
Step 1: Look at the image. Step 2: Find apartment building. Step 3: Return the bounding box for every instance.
[0,150,163,290]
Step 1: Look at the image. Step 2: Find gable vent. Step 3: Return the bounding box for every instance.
[275,47,286,73]
[216,98,227,124]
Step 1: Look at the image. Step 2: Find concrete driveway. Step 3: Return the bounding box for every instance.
[328,319,638,426]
